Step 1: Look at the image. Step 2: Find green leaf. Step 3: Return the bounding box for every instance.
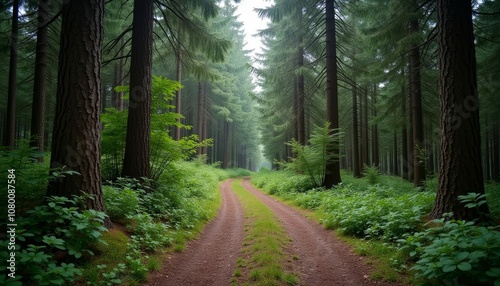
[457,262,472,271]
[443,265,457,273]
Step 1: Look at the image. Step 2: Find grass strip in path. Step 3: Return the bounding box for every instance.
[230,179,298,286]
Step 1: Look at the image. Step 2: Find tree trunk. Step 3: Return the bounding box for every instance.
[323,0,342,188]
[30,0,49,157]
[122,0,154,178]
[4,0,19,148]
[409,16,426,188]
[401,82,409,180]
[363,87,369,166]
[47,0,107,217]
[393,131,399,176]
[174,41,182,141]
[493,124,500,181]
[430,0,490,221]
[371,84,379,167]
[352,83,361,177]
[117,38,125,111]
[297,45,306,145]
[197,81,204,155]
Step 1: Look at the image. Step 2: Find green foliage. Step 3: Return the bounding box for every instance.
[362,164,381,185]
[0,195,108,285]
[86,264,126,286]
[126,213,173,252]
[282,123,344,187]
[103,185,141,223]
[400,216,500,286]
[102,75,210,180]
[398,194,500,285]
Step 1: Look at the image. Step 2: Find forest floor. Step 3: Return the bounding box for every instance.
[146,178,402,286]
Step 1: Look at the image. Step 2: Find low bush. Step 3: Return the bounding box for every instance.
[103,186,141,223]
[400,217,500,285]
[0,195,108,285]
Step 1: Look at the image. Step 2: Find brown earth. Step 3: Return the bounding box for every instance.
[147,179,245,286]
[147,178,401,286]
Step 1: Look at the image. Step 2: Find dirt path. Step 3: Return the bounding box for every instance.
[148,178,399,285]
[147,179,244,286]
[240,178,397,286]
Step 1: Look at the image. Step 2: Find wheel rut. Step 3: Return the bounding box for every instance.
[147,179,244,286]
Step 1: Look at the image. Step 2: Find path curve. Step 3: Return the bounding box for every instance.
[241,178,398,286]
[147,179,244,286]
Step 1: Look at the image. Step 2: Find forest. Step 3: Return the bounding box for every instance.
[1,0,499,285]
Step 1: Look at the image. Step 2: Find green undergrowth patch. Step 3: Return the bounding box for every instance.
[230,179,298,286]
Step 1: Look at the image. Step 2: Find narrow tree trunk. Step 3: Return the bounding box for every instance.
[371,84,379,166]
[323,0,342,187]
[47,0,107,216]
[117,38,125,111]
[352,83,361,177]
[363,87,370,165]
[122,0,154,178]
[222,121,230,169]
[30,0,49,157]
[297,46,306,145]
[4,0,19,148]
[401,82,409,180]
[409,16,426,188]
[197,81,204,155]
[430,0,489,221]
[174,42,182,141]
[393,131,399,176]
[493,124,500,181]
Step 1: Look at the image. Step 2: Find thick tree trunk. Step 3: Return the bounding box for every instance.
[47,0,107,216]
[352,83,361,177]
[430,0,490,221]
[4,0,19,148]
[122,0,154,178]
[30,0,49,157]
[323,0,342,188]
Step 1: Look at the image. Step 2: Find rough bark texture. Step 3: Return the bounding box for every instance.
[430,0,490,220]
[371,84,379,167]
[323,0,342,188]
[122,0,154,178]
[402,83,409,180]
[174,45,182,141]
[47,0,106,215]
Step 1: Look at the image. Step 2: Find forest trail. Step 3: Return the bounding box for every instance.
[148,179,399,285]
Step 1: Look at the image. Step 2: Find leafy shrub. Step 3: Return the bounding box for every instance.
[400,217,500,286]
[0,195,108,285]
[103,186,141,222]
[126,213,173,252]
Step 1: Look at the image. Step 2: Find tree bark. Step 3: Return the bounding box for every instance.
[197,81,204,155]
[30,0,50,157]
[401,82,409,180]
[323,0,342,188]
[47,0,107,216]
[430,0,490,221]
[352,83,361,177]
[409,17,426,188]
[393,131,399,176]
[174,40,183,141]
[4,0,19,148]
[296,45,306,145]
[122,0,154,179]
[371,84,379,167]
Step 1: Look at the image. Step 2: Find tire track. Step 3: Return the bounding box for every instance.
[147,179,244,286]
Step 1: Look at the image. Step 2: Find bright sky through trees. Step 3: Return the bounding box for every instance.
[235,0,271,60]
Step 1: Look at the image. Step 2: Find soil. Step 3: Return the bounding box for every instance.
[147,178,401,286]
